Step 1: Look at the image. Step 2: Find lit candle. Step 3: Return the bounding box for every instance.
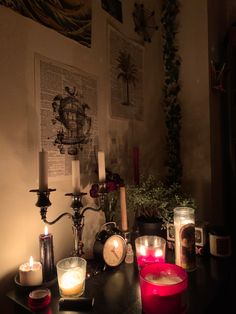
[140,263,188,314]
[19,256,43,286]
[72,159,80,194]
[59,269,85,297]
[57,257,87,298]
[39,150,48,192]
[135,236,166,269]
[39,225,55,282]
[98,151,106,183]
[174,207,196,271]
[119,186,128,231]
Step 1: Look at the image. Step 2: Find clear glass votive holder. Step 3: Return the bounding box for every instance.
[135,235,166,269]
[56,257,87,298]
[140,263,188,314]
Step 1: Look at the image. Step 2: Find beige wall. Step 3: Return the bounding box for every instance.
[0,0,163,309]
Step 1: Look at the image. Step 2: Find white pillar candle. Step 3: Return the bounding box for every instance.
[120,186,128,231]
[19,256,43,286]
[39,150,48,192]
[72,160,80,194]
[174,207,196,271]
[98,151,106,183]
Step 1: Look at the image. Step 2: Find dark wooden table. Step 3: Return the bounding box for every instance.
[7,251,235,314]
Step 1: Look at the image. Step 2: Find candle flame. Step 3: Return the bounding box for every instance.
[44,225,48,235]
[113,240,119,249]
[140,245,146,256]
[29,256,34,269]
[155,248,163,257]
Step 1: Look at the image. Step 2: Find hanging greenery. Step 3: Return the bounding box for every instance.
[161,0,182,185]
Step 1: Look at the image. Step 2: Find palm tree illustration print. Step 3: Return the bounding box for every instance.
[116,50,138,106]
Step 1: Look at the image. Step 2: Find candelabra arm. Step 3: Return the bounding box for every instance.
[80,205,101,216]
[40,207,73,225]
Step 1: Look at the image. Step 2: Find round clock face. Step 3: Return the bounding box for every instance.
[103,235,126,267]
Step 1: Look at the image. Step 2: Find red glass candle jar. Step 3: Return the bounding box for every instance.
[140,263,188,314]
[135,236,166,269]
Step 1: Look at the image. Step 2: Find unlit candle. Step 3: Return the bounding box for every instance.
[98,151,106,182]
[120,186,128,231]
[39,150,48,192]
[72,159,80,194]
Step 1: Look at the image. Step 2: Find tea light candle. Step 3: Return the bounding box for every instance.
[60,269,85,296]
[39,225,55,282]
[98,151,106,183]
[174,207,196,271]
[140,263,188,314]
[135,236,166,269]
[19,256,43,286]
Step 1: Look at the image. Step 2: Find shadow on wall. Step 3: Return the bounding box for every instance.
[182,178,212,224]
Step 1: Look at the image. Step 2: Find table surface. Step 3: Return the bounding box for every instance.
[7,251,235,314]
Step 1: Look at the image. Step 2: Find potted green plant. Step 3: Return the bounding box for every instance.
[126,175,196,237]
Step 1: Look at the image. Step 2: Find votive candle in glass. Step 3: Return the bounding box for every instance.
[135,236,166,269]
[56,257,87,298]
[140,263,188,314]
[174,207,196,271]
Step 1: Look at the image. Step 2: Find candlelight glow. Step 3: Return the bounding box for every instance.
[29,256,34,269]
[140,245,146,256]
[60,269,84,296]
[44,225,48,235]
[154,248,163,257]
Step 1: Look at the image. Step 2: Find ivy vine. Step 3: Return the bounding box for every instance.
[161,0,182,185]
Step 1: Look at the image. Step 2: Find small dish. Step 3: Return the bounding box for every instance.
[14,274,57,294]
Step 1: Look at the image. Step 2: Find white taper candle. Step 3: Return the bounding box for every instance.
[39,150,48,192]
[98,151,106,183]
[72,160,80,194]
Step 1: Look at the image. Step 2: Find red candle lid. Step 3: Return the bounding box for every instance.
[28,288,51,311]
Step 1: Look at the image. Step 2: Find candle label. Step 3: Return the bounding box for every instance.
[180,223,196,270]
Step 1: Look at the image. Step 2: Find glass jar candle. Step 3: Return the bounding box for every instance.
[56,257,87,298]
[139,263,188,314]
[174,207,196,271]
[135,236,166,269]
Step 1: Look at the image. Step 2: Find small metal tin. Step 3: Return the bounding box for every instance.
[28,288,51,311]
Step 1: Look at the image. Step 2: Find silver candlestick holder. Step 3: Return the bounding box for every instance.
[30,188,103,257]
